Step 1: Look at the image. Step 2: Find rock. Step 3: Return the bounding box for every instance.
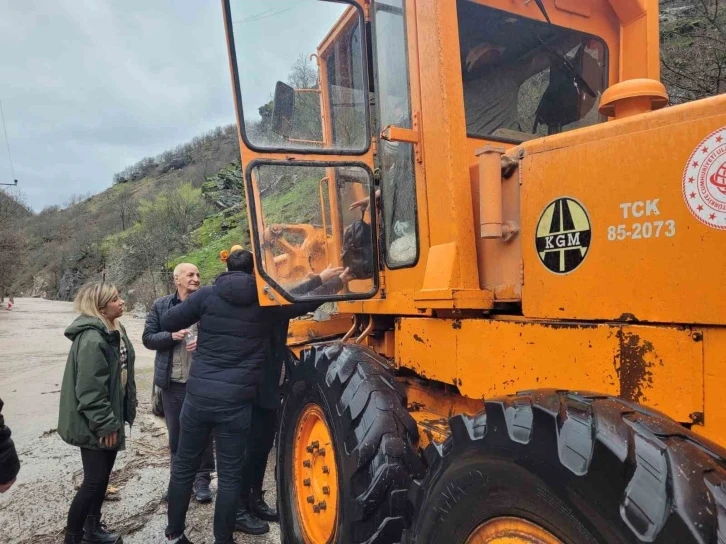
[30,274,50,298]
[222,203,242,217]
[57,268,85,301]
[202,162,243,210]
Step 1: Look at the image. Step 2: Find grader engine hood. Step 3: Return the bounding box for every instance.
[520,93,726,326]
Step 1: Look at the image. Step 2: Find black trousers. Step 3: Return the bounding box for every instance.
[66,448,118,533]
[162,381,215,482]
[240,404,278,502]
[166,400,252,544]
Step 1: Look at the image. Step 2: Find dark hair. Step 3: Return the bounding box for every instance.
[226,249,254,274]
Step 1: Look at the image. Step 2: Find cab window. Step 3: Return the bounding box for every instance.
[373,0,419,268]
[457,0,608,142]
[227,0,369,153]
[326,20,367,149]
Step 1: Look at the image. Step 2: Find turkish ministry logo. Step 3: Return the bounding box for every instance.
[683,127,726,229]
[535,197,592,274]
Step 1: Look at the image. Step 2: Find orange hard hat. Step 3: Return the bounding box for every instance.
[219,244,245,262]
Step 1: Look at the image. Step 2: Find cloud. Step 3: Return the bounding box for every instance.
[0,0,357,211]
[0,0,236,210]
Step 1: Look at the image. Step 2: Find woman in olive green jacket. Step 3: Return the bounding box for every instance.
[58,282,137,544]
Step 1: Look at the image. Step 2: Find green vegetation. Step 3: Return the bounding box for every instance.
[170,169,322,286]
[172,213,249,285]
[103,183,210,303]
[260,176,321,225]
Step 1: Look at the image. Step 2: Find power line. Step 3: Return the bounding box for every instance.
[233,0,316,24]
[234,7,277,22]
[235,6,296,23]
[0,100,16,182]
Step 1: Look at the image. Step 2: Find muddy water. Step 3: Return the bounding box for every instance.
[0,298,280,543]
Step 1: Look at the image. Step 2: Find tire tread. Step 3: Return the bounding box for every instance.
[405,389,726,544]
[291,343,423,544]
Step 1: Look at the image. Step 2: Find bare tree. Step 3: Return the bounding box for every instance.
[64,192,92,208]
[661,0,726,104]
[0,190,30,295]
[288,54,319,89]
[113,185,137,231]
[106,183,209,296]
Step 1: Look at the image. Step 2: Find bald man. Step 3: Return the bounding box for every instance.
[143,263,215,503]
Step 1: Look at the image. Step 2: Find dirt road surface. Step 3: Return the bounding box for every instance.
[0,298,281,543]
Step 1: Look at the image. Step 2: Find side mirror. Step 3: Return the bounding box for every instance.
[271,81,295,139]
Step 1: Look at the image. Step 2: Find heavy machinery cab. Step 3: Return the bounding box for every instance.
[223,0,653,314]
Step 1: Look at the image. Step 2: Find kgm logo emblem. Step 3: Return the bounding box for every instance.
[535,197,591,274]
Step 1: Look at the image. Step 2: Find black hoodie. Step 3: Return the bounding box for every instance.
[0,397,19,486]
[160,271,318,409]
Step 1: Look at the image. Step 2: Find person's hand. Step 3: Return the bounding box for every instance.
[0,478,16,493]
[319,265,344,282]
[171,329,189,341]
[340,267,354,284]
[349,189,380,212]
[349,196,370,212]
[99,431,119,449]
[185,339,197,352]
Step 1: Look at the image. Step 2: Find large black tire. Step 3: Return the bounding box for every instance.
[404,390,726,544]
[278,343,424,543]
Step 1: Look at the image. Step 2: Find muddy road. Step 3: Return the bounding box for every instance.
[0,298,281,543]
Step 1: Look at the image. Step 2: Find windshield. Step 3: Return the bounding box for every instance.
[457,0,608,142]
[227,0,369,152]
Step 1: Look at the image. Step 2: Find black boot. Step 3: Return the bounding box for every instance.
[166,534,193,543]
[249,488,279,522]
[192,476,212,503]
[82,515,122,544]
[235,504,269,535]
[64,530,84,544]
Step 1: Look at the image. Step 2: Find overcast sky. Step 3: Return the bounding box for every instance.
[0,0,344,211]
[228,1,346,121]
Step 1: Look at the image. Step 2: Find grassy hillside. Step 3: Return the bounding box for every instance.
[172,167,322,286]
[13,126,240,303]
[172,163,249,284]
[12,134,323,309]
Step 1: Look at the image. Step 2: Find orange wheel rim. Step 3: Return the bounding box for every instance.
[466,517,563,544]
[293,403,339,543]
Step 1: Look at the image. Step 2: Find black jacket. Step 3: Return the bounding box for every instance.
[160,271,319,407]
[257,275,344,410]
[0,397,20,485]
[143,293,182,390]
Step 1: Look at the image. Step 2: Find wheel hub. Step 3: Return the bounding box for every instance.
[293,403,339,543]
[466,517,563,544]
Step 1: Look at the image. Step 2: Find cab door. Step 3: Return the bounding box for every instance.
[223,0,379,304]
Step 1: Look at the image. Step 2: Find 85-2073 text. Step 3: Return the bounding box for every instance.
[607,220,676,241]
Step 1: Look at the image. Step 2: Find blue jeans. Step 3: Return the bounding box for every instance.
[166,399,251,544]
